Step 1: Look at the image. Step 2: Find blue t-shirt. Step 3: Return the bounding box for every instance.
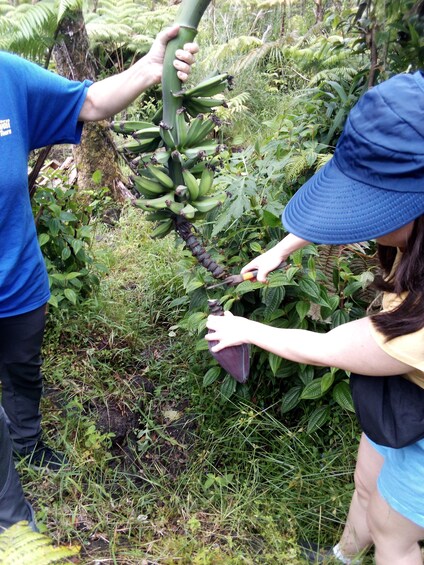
[0,52,91,317]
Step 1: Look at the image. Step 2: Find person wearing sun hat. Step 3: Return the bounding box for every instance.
[206,69,424,565]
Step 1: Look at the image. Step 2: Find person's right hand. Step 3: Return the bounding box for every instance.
[241,247,287,283]
[240,233,311,283]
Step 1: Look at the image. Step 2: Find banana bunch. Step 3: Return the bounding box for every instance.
[133,160,226,233]
[110,71,233,239]
[178,72,233,118]
[111,120,162,156]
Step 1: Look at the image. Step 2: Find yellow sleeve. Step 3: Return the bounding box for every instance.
[370,303,424,388]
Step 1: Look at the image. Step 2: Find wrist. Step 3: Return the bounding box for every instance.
[132,56,160,90]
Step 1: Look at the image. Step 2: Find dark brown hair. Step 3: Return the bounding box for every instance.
[371,215,424,340]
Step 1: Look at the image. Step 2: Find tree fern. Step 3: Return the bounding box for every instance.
[0,522,80,565]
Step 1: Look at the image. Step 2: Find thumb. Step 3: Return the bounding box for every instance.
[156,25,179,45]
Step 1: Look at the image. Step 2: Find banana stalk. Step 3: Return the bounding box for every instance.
[160,0,226,280]
[161,0,211,185]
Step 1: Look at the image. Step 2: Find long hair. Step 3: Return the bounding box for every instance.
[371,215,424,340]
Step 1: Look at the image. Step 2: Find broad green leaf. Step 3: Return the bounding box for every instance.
[298,278,321,301]
[203,367,221,387]
[343,280,363,297]
[296,300,310,321]
[71,239,83,255]
[59,211,77,222]
[332,309,350,327]
[64,272,81,280]
[220,374,236,399]
[186,279,205,293]
[48,294,59,308]
[250,242,263,253]
[50,273,66,282]
[64,288,77,305]
[321,371,335,393]
[268,352,282,376]
[61,246,71,261]
[267,272,287,288]
[284,266,299,282]
[262,210,282,227]
[301,379,324,400]
[333,381,355,412]
[299,364,315,386]
[281,385,302,413]
[92,169,103,184]
[38,233,50,247]
[307,405,330,433]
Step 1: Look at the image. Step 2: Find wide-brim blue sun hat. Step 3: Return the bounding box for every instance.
[282,70,424,245]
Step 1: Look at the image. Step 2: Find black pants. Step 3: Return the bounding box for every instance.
[0,304,46,452]
[0,404,31,528]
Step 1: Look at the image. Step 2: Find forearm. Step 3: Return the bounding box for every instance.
[79,57,155,122]
[274,233,311,257]
[240,319,329,366]
[206,315,413,376]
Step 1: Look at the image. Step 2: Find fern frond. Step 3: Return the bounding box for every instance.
[309,67,359,86]
[284,153,308,182]
[315,153,332,171]
[0,521,80,565]
[219,91,251,118]
[202,35,262,69]
[57,0,83,22]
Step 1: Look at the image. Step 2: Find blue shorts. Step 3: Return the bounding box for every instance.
[367,436,424,527]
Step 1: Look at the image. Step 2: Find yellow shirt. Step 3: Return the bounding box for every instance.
[370,292,424,389]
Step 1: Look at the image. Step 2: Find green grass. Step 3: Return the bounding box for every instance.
[16,206,364,564]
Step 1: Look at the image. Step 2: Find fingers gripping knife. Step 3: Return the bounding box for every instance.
[207,299,250,384]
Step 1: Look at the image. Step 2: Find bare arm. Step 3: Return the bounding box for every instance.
[79,26,198,122]
[205,314,412,376]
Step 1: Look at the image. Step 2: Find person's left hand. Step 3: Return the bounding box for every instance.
[205,312,253,353]
[144,25,199,85]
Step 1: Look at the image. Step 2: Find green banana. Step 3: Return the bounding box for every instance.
[151,103,163,125]
[144,211,172,222]
[188,117,216,147]
[192,193,226,213]
[150,150,171,165]
[167,200,185,215]
[122,138,160,155]
[185,115,205,146]
[183,142,220,160]
[135,193,173,211]
[198,166,214,197]
[182,169,200,201]
[175,108,188,148]
[111,120,155,134]
[179,73,229,98]
[185,97,226,117]
[146,165,174,190]
[132,126,161,140]
[132,174,168,196]
[191,96,227,109]
[179,203,197,219]
[151,218,174,238]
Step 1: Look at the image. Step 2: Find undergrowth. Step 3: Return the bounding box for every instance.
[17,206,366,564]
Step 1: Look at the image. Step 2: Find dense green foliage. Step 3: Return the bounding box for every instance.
[32,168,109,313]
[1,1,423,561]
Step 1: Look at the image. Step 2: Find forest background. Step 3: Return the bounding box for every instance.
[0,0,423,563]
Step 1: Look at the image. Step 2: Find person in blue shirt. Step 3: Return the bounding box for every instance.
[0,26,198,532]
